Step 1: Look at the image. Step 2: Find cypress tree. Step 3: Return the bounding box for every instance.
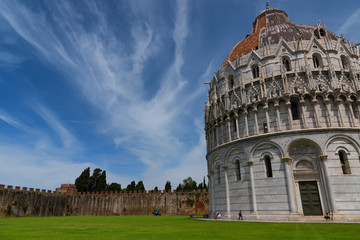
[75,167,90,192]
[165,181,171,191]
[97,170,107,192]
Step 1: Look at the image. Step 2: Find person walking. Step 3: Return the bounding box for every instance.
[238,210,243,220]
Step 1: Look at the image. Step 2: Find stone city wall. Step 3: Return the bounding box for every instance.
[0,184,209,217]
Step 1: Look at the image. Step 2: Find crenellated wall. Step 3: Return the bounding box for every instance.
[0,185,208,217]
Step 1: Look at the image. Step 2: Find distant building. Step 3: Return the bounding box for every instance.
[56,184,77,195]
[204,7,360,220]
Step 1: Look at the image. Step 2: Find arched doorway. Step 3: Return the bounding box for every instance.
[288,140,329,216]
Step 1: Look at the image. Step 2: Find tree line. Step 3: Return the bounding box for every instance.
[74,167,207,193]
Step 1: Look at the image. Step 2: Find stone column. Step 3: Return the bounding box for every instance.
[264,104,271,133]
[214,125,218,147]
[247,161,257,213]
[335,98,344,127]
[254,108,259,134]
[324,98,332,127]
[208,172,215,217]
[220,121,225,144]
[235,114,240,139]
[244,111,249,137]
[347,100,357,127]
[223,165,231,218]
[275,102,282,131]
[319,155,337,213]
[227,118,232,142]
[211,128,214,149]
[282,157,297,213]
[286,101,293,130]
[300,100,308,128]
[357,102,360,126]
[312,99,321,127]
[206,131,209,152]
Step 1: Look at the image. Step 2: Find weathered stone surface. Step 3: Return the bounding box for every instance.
[0,190,209,217]
[205,7,360,221]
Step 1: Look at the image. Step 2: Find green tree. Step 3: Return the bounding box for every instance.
[176,183,183,192]
[97,170,107,192]
[165,181,171,191]
[182,177,197,191]
[75,167,90,192]
[198,177,207,189]
[126,181,136,191]
[75,167,110,192]
[107,182,122,192]
[176,177,198,192]
[135,181,145,191]
[88,168,102,191]
[154,186,158,192]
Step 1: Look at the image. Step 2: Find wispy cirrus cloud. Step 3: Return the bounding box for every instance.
[0,0,208,188]
[0,108,90,189]
[0,109,25,130]
[0,51,24,67]
[338,8,360,41]
[32,105,81,150]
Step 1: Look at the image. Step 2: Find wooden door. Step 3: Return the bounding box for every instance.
[299,181,323,216]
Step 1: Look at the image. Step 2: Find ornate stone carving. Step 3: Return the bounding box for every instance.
[315,69,331,92]
[290,72,306,94]
[268,74,284,98]
[246,85,260,103]
[338,69,355,92]
[295,160,314,170]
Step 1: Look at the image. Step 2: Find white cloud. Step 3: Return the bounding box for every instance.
[0,109,25,131]
[338,8,360,41]
[32,105,81,150]
[0,0,209,189]
[0,142,97,190]
[0,51,24,66]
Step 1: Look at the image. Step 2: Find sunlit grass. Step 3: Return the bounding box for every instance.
[0,215,358,240]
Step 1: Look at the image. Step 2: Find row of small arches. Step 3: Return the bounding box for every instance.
[215,149,351,185]
[209,93,360,127]
[224,54,352,86]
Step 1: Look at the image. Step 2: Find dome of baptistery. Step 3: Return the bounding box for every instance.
[204,7,360,221]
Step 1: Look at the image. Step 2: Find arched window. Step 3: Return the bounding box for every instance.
[282,57,291,72]
[229,77,234,89]
[264,155,273,178]
[291,101,300,120]
[217,165,221,184]
[339,150,351,174]
[263,122,268,133]
[252,65,259,78]
[312,54,322,68]
[233,118,237,132]
[341,55,349,70]
[235,160,241,181]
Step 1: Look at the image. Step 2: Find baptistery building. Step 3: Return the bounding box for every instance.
[205,7,360,220]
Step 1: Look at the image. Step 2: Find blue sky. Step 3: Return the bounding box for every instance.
[0,0,359,190]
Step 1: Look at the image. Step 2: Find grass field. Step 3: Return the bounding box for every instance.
[0,216,358,240]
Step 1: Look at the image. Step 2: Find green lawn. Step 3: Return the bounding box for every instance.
[0,216,358,240]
